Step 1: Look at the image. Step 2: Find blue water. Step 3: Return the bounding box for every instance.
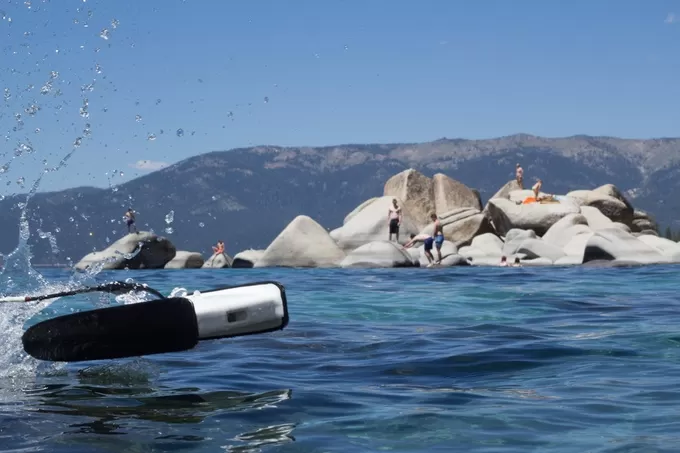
[1,265,680,452]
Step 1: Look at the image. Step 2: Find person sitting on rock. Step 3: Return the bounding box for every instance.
[403,233,435,266]
[212,240,225,255]
[124,208,138,234]
[432,213,444,264]
[516,163,524,189]
[387,199,402,242]
[500,256,508,267]
[512,257,522,267]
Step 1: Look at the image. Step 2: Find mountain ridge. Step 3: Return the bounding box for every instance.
[1,133,679,265]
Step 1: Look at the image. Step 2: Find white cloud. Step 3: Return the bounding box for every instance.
[665,12,676,24]
[129,159,169,171]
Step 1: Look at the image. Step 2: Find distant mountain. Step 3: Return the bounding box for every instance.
[2,134,680,265]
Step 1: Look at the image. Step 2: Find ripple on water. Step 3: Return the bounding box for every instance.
[0,266,678,452]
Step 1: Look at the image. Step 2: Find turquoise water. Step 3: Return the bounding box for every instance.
[1,264,680,452]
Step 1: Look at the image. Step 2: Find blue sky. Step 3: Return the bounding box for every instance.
[0,0,678,195]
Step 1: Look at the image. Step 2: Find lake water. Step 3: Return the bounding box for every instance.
[1,263,680,452]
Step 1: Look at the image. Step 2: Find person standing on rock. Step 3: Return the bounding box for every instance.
[516,163,524,189]
[124,208,138,234]
[432,213,444,264]
[387,198,402,242]
[212,240,225,255]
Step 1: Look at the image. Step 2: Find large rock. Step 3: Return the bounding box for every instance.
[432,173,481,213]
[331,196,421,251]
[383,169,434,228]
[542,213,590,249]
[631,209,658,233]
[164,251,204,269]
[343,197,378,225]
[419,207,494,247]
[507,189,551,204]
[458,233,505,265]
[636,235,680,261]
[232,249,265,268]
[201,252,233,268]
[582,227,669,264]
[75,231,176,271]
[485,198,581,236]
[256,215,346,268]
[489,180,522,201]
[566,190,633,225]
[593,184,634,211]
[340,241,416,268]
[513,238,566,263]
[579,206,613,230]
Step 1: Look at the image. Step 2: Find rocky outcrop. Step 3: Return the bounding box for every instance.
[330,196,421,251]
[631,209,658,233]
[164,251,204,269]
[485,198,581,236]
[201,252,233,268]
[582,228,670,264]
[74,232,176,271]
[232,249,265,268]
[340,241,416,268]
[489,180,522,201]
[566,189,634,226]
[432,173,482,213]
[255,215,346,268]
[383,169,435,228]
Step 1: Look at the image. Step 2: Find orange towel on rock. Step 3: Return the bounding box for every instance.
[522,197,537,204]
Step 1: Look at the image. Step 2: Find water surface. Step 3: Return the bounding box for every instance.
[1,265,679,452]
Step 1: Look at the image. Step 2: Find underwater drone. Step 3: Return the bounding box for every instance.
[1,280,289,362]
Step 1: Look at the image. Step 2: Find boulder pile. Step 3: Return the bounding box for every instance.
[74,168,675,270]
[231,168,675,268]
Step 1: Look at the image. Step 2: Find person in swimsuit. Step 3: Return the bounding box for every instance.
[387,198,402,242]
[516,163,524,189]
[532,179,543,200]
[431,213,444,264]
[403,233,435,266]
[212,240,225,255]
[124,208,138,234]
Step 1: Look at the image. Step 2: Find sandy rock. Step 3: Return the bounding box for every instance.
[485,198,581,236]
[256,215,346,268]
[419,207,494,247]
[201,252,233,269]
[331,196,421,251]
[340,240,416,268]
[232,249,265,268]
[432,173,481,213]
[75,231,176,271]
[383,169,435,228]
[582,227,669,264]
[164,251,204,269]
[566,190,633,225]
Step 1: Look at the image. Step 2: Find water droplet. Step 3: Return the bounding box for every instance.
[3,88,11,101]
[16,177,25,187]
[147,133,156,141]
[111,18,119,29]
[211,195,218,201]
[55,227,61,233]
[264,96,269,103]
[199,222,205,228]
[73,137,82,147]
[155,98,162,105]
[83,123,92,136]
[165,210,174,224]
[135,114,142,122]
[344,45,349,51]
[99,28,110,40]
[69,217,74,222]
[79,98,89,118]
[24,104,40,116]
[176,128,184,137]
[164,227,174,234]
[35,128,41,133]
[95,63,102,73]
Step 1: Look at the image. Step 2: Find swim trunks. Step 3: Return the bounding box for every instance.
[389,218,399,234]
[434,234,444,248]
[424,237,434,251]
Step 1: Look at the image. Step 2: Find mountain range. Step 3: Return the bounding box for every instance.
[1,133,679,265]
